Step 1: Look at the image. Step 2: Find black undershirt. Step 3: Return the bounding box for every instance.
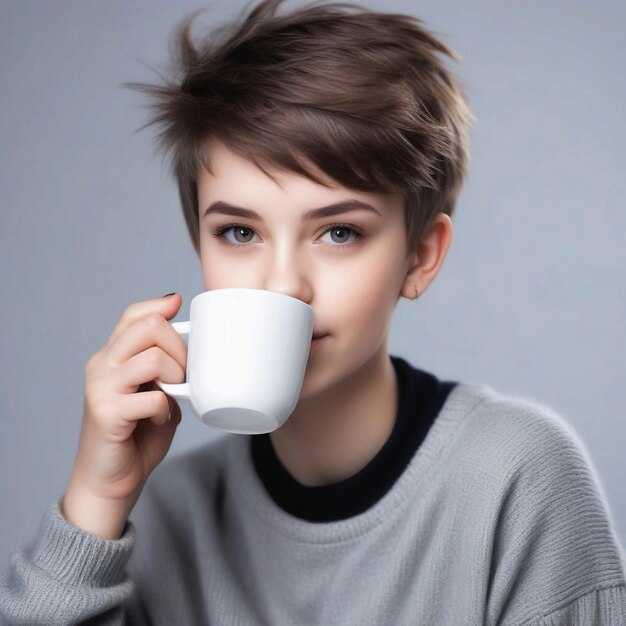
[250,355,458,522]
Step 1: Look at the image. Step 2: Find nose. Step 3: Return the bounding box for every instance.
[262,247,313,305]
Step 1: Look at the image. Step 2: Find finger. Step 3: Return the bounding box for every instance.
[89,389,171,437]
[103,294,181,351]
[110,346,185,395]
[133,389,172,426]
[105,311,187,372]
[140,382,183,424]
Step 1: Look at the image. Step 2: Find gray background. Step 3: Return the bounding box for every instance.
[1,0,624,570]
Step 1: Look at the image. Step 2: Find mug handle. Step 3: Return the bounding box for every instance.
[154,321,191,399]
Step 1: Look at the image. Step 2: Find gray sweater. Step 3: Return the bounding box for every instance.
[1,381,625,625]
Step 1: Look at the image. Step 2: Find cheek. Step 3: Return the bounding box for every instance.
[322,249,404,325]
[199,246,249,290]
[201,262,231,292]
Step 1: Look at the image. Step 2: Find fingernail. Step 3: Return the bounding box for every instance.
[162,292,176,298]
[167,410,171,422]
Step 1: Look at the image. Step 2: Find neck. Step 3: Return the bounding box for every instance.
[269,346,399,486]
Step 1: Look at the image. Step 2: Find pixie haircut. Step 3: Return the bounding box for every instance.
[124,0,475,258]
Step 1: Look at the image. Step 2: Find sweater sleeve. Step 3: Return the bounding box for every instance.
[522,583,626,625]
[485,405,626,626]
[0,496,149,625]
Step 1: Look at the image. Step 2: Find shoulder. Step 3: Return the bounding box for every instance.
[449,383,604,497]
[452,383,622,546]
[450,384,626,623]
[441,383,622,545]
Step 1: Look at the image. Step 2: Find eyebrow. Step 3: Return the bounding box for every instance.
[202,199,381,221]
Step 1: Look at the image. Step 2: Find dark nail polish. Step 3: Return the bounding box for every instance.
[162,292,176,298]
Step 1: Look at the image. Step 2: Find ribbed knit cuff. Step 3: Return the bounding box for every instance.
[30,497,136,587]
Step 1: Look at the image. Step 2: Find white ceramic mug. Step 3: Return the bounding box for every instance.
[154,288,314,434]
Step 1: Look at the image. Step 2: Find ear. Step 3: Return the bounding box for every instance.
[400,213,453,300]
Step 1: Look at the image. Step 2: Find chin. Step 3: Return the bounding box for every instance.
[298,360,334,402]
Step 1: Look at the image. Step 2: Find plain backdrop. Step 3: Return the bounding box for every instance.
[1,0,625,570]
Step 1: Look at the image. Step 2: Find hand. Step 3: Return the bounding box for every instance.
[62,293,186,538]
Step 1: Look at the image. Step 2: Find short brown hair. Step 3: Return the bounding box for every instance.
[124,0,475,258]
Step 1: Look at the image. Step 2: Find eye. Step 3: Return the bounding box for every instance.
[318,225,363,247]
[211,223,364,249]
[212,224,259,245]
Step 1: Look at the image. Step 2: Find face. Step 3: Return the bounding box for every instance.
[197,140,415,401]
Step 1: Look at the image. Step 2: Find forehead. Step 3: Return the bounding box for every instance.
[199,138,335,187]
[197,139,403,215]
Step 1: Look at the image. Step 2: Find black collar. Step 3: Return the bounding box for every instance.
[250,355,458,522]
